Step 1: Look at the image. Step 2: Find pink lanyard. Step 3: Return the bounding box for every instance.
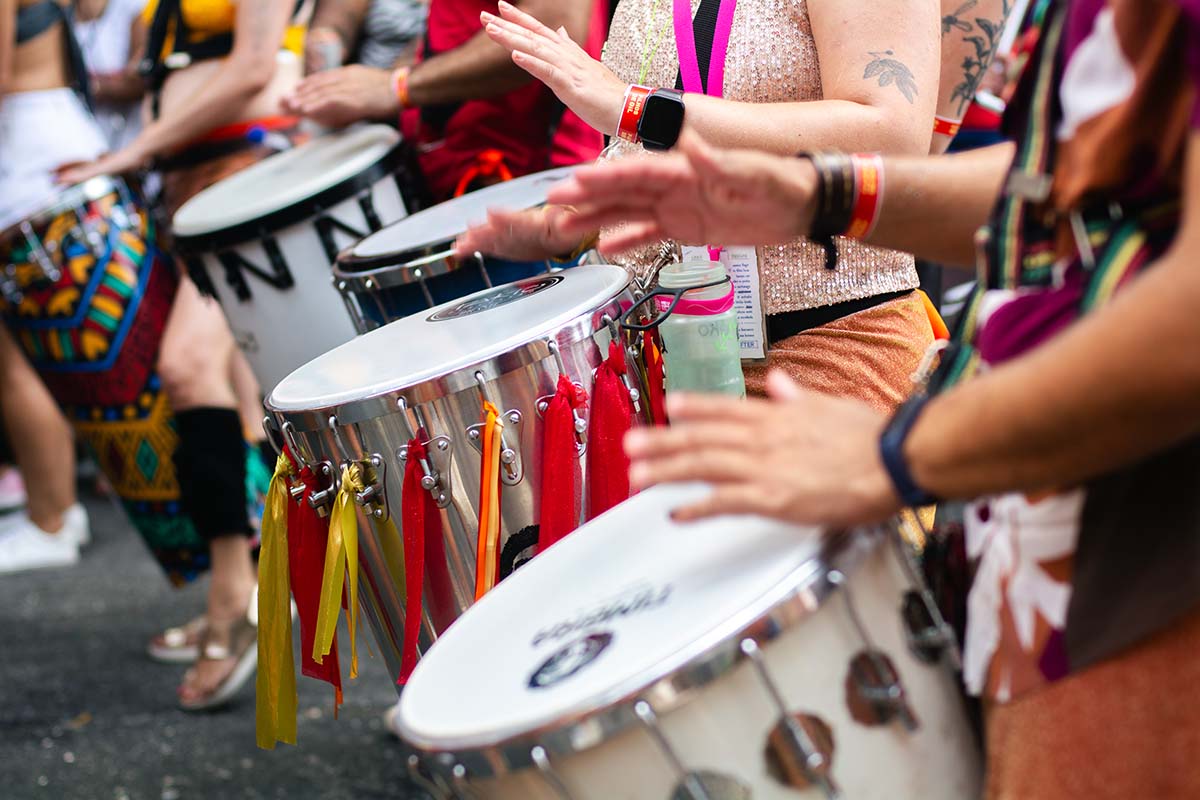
[672,0,738,97]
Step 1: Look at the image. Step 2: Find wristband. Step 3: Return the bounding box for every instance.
[392,66,412,110]
[797,151,855,269]
[933,115,962,138]
[879,393,938,507]
[845,154,884,240]
[617,84,652,145]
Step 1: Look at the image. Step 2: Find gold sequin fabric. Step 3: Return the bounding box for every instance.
[601,0,919,315]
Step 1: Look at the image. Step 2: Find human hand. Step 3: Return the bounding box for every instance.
[282,65,398,128]
[624,371,901,528]
[481,1,626,136]
[305,27,347,74]
[56,144,148,186]
[547,130,819,256]
[454,205,589,262]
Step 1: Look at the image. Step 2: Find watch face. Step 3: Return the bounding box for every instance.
[639,93,686,150]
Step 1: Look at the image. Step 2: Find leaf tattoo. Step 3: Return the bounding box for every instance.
[864,51,919,104]
[949,0,1013,116]
[942,1,978,35]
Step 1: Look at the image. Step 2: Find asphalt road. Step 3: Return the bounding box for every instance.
[0,493,430,800]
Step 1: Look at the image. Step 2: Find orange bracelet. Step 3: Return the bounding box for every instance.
[933,115,962,137]
[392,66,412,110]
[845,154,884,240]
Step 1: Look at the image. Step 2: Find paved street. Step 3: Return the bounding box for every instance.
[0,493,430,800]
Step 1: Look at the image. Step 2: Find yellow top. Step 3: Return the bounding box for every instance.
[141,0,305,59]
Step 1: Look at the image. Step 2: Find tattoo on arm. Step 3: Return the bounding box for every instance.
[864,51,919,104]
[946,0,1014,117]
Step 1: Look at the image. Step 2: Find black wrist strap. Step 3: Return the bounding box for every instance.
[796,152,856,270]
[879,392,938,507]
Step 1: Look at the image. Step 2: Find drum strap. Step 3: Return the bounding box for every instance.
[400,439,443,684]
[289,464,344,708]
[314,464,362,679]
[474,403,505,600]
[586,340,635,520]
[256,451,299,750]
[538,375,587,553]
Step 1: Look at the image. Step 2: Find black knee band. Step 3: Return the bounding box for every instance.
[174,407,251,540]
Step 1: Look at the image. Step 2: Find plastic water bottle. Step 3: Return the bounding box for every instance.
[657,260,746,397]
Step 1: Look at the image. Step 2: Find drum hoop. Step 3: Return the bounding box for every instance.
[264,280,631,432]
[399,528,889,778]
[0,176,126,245]
[332,246,461,290]
[172,142,411,252]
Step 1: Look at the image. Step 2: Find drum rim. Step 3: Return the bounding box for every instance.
[334,165,578,274]
[0,176,127,245]
[398,528,887,778]
[264,269,632,430]
[171,140,414,252]
[331,244,464,290]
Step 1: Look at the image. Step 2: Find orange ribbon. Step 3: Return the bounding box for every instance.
[454,149,514,198]
[474,401,504,600]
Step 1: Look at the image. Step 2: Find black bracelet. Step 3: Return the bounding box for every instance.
[796,152,857,270]
[878,392,939,507]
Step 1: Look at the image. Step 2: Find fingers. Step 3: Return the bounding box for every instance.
[764,370,805,401]
[629,448,763,491]
[510,50,561,89]
[496,0,561,40]
[561,206,658,237]
[664,391,770,423]
[597,222,668,255]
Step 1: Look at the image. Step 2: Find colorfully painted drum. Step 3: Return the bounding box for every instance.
[394,484,983,800]
[265,265,646,687]
[173,124,421,390]
[334,167,587,332]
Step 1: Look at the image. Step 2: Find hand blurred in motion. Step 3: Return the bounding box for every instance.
[454,204,588,261]
[282,65,397,128]
[547,130,819,256]
[304,27,347,74]
[480,1,626,136]
[624,371,901,528]
[56,143,148,186]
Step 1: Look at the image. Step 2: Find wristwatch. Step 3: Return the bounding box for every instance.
[878,393,939,507]
[637,88,686,151]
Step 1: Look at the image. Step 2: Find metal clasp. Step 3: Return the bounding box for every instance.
[535,339,588,455]
[352,454,391,520]
[397,397,455,508]
[466,372,524,486]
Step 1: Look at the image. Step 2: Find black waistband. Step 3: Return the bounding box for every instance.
[767,290,913,345]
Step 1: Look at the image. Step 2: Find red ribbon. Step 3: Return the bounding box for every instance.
[538,375,586,553]
[643,329,668,426]
[287,456,343,709]
[399,439,433,684]
[587,340,634,519]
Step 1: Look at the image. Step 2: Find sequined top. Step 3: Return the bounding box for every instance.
[601,0,918,314]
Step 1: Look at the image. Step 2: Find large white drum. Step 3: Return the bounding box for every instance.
[173,124,421,389]
[396,484,982,800]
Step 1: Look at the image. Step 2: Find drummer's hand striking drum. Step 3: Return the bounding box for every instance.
[394,484,983,800]
[172,124,421,390]
[334,167,593,333]
[265,265,646,687]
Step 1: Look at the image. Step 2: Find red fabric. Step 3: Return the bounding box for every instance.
[538,375,586,552]
[643,329,668,426]
[963,101,1003,131]
[401,1,607,201]
[586,341,634,519]
[399,440,433,684]
[287,458,343,706]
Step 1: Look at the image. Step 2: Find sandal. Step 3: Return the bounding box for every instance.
[178,607,258,712]
[147,615,207,664]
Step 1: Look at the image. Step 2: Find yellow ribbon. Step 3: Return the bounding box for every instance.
[373,513,407,602]
[255,452,298,750]
[313,464,362,679]
[474,402,504,600]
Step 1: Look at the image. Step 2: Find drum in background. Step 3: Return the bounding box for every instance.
[1,178,212,584]
[394,484,982,800]
[265,265,646,685]
[172,124,422,391]
[334,167,589,333]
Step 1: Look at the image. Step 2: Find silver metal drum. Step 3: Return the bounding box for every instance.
[264,265,646,685]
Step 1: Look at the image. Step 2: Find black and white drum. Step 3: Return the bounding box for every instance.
[394,484,982,800]
[264,265,646,685]
[172,124,421,389]
[334,167,591,333]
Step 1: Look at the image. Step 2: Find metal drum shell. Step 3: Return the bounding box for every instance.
[266,280,644,684]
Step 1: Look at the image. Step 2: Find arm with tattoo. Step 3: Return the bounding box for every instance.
[932,0,1014,153]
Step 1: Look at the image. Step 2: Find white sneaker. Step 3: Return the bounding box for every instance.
[0,469,26,512]
[0,504,90,547]
[0,515,81,573]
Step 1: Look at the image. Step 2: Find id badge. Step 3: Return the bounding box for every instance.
[681,244,768,361]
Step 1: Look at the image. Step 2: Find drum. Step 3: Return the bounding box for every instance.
[172,124,422,390]
[265,265,646,685]
[334,166,588,333]
[0,177,267,584]
[394,483,983,800]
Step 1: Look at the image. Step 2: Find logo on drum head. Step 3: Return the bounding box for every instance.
[427,275,563,321]
[527,632,613,690]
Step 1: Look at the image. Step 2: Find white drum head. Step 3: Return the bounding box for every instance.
[172,125,401,236]
[268,264,629,411]
[396,483,825,750]
[350,167,577,259]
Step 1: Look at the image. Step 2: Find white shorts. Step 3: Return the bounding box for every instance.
[0,89,108,231]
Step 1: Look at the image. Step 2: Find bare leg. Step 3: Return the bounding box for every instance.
[0,326,75,532]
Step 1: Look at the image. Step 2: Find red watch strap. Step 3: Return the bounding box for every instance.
[617,85,652,145]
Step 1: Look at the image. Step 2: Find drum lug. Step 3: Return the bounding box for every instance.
[891,523,962,669]
[590,364,642,415]
[467,372,525,485]
[306,462,337,517]
[352,454,392,520]
[398,435,455,508]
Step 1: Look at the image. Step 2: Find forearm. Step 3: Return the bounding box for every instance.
[131,68,271,158]
[310,0,369,52]
[866,142,1014,265]
[907,243,1200,499]
[0,0,14,98]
